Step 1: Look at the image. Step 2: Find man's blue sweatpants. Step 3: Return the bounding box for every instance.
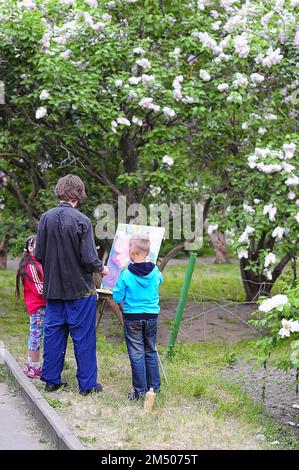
[41,295,98,391]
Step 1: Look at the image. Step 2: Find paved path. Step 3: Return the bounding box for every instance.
[0,382,50,450]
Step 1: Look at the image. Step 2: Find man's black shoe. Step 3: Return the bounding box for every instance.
[79,383,103,396]
[45,382,67,392]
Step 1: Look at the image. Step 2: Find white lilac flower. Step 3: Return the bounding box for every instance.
[282,162,295,173]
[233,73,248,88]
[263,204,277,221]
[212,21,222,31]
[60,50,72,59]
[117,117,131,126]
[141,74,155,84]
[272,227,285,239]
[39,90,50,100]
[149,185,161,197]
[278,319,299,338]
[136,58,151,69]
[132,116,142,126]
[233,34,250,58]
[207,224,218,235]
[251,73,265,84]
[139,97,154,108]
[133,47,146,55]
[259,295,288,313]
[111,120,118,133]
[128,76,141,85]
[169,47,181,57]
[291,0,299,7]
[162,155,174,166]
[199,69,211,81]
[173,89,183,101]
[41,34,50,49]
[182,96,194,104]
[91,22,106,31]
[258,127,267,135]
[274,0,285,12]
[138,97,160,112]
[18,0,36,9]
[237,248,248,259]
[248,155,257,168]
[62,0,76,5]
[255,147,271,158]
[257,163,282,174]
[238,225,255,244]
[288,192,296,200]
[85,0,98,7]
[283,142,296,159]
[127,90,137,100]
[264,269,273,280]
[35,107,48,119]
[295,212,299,223]
[264,113,277,121]
[242,122,249,130]
[163,107,176,118]
[261,11,274,26]
[262,48,283,67]
[264,252,276,267]
[243,203,255,214]
[192,32,219,54]
[217,83,229,92]
[285,175,299,186]
[115,79,123,88]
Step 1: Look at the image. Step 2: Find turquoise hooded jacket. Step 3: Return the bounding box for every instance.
[113,264,163,314]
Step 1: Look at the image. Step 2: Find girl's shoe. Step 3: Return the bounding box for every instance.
[27,366,42,379]
[23,363,31,375]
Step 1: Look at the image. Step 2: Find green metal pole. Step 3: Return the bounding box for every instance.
[166,252,197,359]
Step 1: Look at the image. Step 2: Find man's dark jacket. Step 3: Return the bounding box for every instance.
[35,203,103,300]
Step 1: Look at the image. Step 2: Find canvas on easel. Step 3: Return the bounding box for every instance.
[101,224,165,291]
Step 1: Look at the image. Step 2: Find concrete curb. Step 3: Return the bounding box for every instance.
[0,347,85,450]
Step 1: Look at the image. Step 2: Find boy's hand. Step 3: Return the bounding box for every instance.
[102,266,110,276]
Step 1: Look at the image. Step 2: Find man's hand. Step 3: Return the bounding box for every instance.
[102,266,110,276]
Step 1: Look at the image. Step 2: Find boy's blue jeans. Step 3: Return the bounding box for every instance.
[124,317,160,395]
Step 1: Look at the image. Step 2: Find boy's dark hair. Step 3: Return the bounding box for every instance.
[55,174,86,203]
[15,235,41,300]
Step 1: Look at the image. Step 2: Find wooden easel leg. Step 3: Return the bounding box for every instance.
[96,299,107,329]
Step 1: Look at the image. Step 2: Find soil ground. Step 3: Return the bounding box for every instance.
[100,299,258,345]
[222,362,299,441]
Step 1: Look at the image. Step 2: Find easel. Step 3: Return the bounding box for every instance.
[95,288,113,328]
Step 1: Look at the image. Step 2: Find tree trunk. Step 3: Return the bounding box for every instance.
[0,234,9,270]
[208,230,230,264]
[239,252,293,302]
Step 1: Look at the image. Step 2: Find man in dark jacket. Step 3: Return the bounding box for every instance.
[35,174,108,395]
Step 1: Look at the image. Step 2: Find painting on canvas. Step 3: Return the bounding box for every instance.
[101,224,165,290]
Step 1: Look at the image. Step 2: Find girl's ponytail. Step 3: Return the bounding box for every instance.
[15,235,38,300]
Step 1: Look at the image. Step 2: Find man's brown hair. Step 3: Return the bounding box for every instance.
[55,174,86,203]
[129,235,151,255]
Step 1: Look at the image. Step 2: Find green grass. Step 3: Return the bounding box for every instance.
[0,268,298,450]
[160,261,296,301]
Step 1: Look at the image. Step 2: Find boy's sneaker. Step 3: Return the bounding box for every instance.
[23,363,31,376]
[27,366,42,379]
[127,390,142,401]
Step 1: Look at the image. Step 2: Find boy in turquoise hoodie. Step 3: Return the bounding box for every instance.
[113,235,163,400]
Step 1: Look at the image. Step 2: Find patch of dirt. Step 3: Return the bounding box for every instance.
[222,361,299,440]
[99,300,257,345]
